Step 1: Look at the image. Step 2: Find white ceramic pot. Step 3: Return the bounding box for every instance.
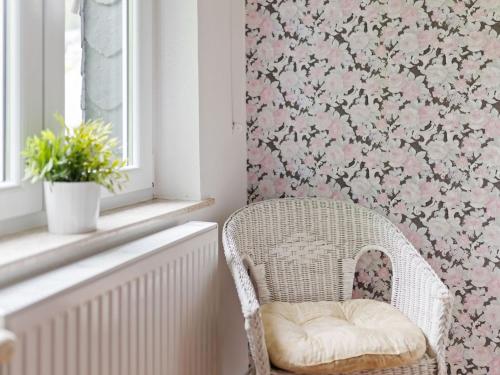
[44,181,100,234]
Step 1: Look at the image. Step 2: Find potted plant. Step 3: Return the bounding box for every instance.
[22,115,128,234]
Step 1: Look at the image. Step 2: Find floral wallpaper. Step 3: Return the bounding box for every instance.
[245,0,500,374]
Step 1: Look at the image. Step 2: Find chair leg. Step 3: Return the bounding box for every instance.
[247,346,256,375]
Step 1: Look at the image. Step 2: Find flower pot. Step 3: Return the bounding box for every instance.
[44,181,100,234]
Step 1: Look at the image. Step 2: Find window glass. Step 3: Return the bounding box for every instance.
[65,0,82,128]
[65,0,131,162]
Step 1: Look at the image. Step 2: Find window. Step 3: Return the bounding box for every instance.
[65,0,133,163]
[0,0,44,222]
[63,0,153,203]
[64,0,83,128]
[0,0,153,227]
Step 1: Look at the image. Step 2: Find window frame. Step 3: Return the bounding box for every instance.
[0,0,44,221]
[103,0,154,201]
[0,0,4,182]
[0,0,154,227]
[89,0,154,206]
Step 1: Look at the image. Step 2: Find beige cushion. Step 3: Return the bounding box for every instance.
[261,299,426,374]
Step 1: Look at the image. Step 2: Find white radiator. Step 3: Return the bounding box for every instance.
[0,221,218,375]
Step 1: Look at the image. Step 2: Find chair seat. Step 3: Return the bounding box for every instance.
[261,300,427,374]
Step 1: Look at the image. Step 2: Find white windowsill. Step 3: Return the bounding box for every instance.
[0,198,214,287]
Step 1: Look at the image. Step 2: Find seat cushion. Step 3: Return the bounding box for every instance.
[261,299,426,374]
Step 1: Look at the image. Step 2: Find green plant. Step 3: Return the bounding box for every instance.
[22,114,128,193]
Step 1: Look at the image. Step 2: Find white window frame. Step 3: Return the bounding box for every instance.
[0,0,153,227]
[98,0,154,208]
[0,0,4,182]
[0,0,44,221]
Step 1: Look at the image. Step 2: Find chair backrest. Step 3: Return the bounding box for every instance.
[223,198,405,304]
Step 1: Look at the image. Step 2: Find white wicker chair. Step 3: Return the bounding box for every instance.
[223,198,453,375]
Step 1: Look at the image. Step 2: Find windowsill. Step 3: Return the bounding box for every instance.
[0,198,214,287]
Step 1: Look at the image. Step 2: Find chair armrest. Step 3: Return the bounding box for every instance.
[223,234,271,375]
[223,238,260,318]
[392,243,453,375]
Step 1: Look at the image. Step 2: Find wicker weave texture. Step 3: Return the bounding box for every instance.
[223,198,453,375]
[271,354,437,375]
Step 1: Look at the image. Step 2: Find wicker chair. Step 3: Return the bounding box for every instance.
[223,198,453,375]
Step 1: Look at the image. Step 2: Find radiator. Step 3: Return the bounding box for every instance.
[0,221,218,375]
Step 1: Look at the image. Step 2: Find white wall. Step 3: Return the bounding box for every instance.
[153,0,249,374]
[154,0,201,201]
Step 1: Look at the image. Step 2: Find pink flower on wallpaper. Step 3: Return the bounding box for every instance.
[447,346,464,365]
[342,143,361,161]
[462,137,482,154]
[420,181,441,201]
[470,266,494,286]
[316,183,332,198]
[484,38,500,60]
[247,145,265,165]
[464,215,483,233]
[273,108,289,126]
[416,29,437,49]
[247,79,263,98]
[461,59,482,77]
[383,174,402,191]
[326,120,344,139]
[273,177,287,195]
[484,117,500,137]
[471,345,493,367]
[469,186,491,208]
[443,268,464,288]
[401,80,422,101]
[417,105,439,125]
[483,224,500,246]
[464,293,483,310]
[401,5,421,25]
[246,10,262,29]
[466,31,489,52]
[377,266,390,279]
[258,178,275,198]
[488,277,500,298]
[260,154,276,173]
[486,197,500,218]
[488,358,500,375]
[309,65,326,82]
[247,172,258,185]
[339,0,356,18]
[364,151,381,169]
[260,87,274,104]
[341,70,362,90]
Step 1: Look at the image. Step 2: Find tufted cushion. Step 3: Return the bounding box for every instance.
[261,299,426,374]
